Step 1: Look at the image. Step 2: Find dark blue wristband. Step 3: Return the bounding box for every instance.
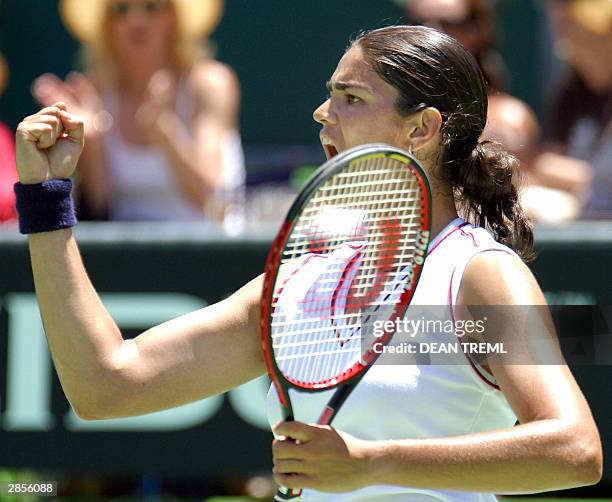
[14,179,77,234]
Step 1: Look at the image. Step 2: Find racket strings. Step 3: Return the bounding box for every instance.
[271,155,426,385]
[278,162,414,382]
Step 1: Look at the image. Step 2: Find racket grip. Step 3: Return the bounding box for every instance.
[274,486,302,501]
[274,408,301,500]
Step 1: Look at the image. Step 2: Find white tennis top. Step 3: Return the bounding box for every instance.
[267,217,519,501]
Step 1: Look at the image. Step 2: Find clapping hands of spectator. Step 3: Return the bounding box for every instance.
[33,72,109,140]
[135,69,180,144]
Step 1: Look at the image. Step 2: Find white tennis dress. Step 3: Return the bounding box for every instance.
[267,217,519,501]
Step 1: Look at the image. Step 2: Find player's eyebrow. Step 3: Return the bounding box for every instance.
[326,79,373,94]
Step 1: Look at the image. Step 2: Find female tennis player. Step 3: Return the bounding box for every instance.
[14,25,601,500]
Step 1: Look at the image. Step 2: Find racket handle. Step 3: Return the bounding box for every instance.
[274,409,301,500]
[274,485,302,501]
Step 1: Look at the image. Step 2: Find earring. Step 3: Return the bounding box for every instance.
[408,144,414,155]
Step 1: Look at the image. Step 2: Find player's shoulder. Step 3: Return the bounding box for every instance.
[458,249,546,306]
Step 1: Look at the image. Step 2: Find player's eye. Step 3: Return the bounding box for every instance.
[345,94,361,105]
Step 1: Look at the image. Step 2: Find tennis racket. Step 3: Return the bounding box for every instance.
[259,144,431,501]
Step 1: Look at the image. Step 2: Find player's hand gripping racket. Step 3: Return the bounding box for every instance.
[259,144,431,501]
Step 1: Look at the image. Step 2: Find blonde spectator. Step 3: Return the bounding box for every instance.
[33,0,245,227]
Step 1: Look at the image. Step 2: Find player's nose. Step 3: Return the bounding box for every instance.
[313,99,335,125]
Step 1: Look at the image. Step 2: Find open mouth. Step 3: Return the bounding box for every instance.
[321,137,339,160]
[324,144,338,160]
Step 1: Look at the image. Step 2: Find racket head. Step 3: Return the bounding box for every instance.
[259,144,431,410]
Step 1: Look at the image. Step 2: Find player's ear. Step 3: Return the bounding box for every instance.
[405,107,443,153]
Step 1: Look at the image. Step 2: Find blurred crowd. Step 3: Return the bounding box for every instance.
[404,0,611,223]
[0,0,611,228]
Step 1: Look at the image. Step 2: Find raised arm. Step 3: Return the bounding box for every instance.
[15,103,265,420]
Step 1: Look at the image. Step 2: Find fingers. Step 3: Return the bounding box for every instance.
[273,459,309,474]
[20,105,83,148]
[18,122,56,150]
[22,104,68,122]
[66,71,89,89]
[273,437,313,461]
[66,71,100,104]
[16,103,84,184]
[23,105,64,136]
[273,421,316,443]
[273,472,310,490]
[34,73,65,88]
[59,110,85,144]
[147,69,175,104]
[271,423,317,488]
[32,74,57,105]
[21,110,62,150]
[32,73,76,107]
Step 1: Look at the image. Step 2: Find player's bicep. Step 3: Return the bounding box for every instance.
[457,252,593,425]
[103,275,265,416]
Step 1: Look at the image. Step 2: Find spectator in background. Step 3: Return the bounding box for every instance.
[483,93,592,223]
[33,0,245,229]
[405,0,508,91]
[404,0,594,223]
[0,52,17,223]
[546,0,612,217]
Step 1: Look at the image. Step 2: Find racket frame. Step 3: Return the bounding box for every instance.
[259,144,432,418]
[260,144,431,501]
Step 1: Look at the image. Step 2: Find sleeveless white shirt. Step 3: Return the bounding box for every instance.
[266,218,519,501]
[102,78,245,222]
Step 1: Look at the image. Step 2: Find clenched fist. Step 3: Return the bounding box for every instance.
[16,102,84,185]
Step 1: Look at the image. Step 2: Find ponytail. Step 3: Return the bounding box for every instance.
[446,140,534,262]
[353,26,534,260]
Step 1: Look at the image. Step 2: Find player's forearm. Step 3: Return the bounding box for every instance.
[28,229,125,415]
[366,419,602,493]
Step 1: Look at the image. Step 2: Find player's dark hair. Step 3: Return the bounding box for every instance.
[406,0,507,90]
[354,25,534,261]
